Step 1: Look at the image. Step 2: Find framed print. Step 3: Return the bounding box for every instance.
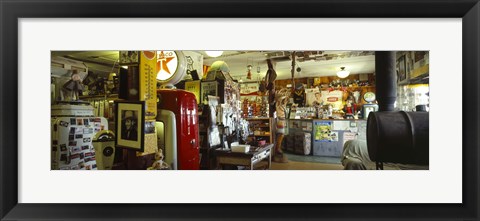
[114,101,145,151]
[2,1,480,221]
[411,51,430,78]
[119,51,140,65]
[397,54,407,83]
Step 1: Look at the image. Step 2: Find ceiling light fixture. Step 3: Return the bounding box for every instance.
[205,51,223,57]
[336,67,350,78]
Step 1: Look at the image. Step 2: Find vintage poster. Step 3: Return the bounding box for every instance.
[332,121,350,131]
[330,132,339,142]
[315,121,335,142]
[119,51,139,65]
[183,51,204,78]
[137,120,158,156]
[321,90,344,110]
[411,51,430,79]
[200,81,218,104]
[305,88,321,107]
[305,122,313,131]
[185,80,201,104]
[240,82,260,96]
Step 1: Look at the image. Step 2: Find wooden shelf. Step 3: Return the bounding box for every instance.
[245,117,271,120]
[245,117,275,143]
[79,94,119,100]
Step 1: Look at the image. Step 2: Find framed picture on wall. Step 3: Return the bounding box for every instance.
[119,51,140,65]
[397,54,407,83]
[114,101,145,151]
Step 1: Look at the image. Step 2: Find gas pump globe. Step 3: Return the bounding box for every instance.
[156,51,187,88]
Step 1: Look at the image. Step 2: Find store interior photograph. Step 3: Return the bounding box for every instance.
[50,50,429,170]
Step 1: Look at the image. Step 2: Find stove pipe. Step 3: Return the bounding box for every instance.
[375,51,397,111]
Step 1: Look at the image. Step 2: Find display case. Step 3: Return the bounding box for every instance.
[245,117,275,145]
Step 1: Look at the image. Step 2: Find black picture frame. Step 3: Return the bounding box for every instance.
[1,1,479,221]
[118,51,140,66]
[114,100,146,152]
[397,54,407,83]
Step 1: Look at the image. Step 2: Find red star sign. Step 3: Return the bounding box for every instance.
[157,51,174,75]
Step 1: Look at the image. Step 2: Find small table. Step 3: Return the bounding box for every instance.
[215,143,273,170]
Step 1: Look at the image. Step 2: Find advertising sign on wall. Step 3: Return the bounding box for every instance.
[321,90,344,110]
[240,83,260,96]
[201,81,218,104]
[185,80,201,103]
[183,51,204,77]
[315,121,335,142]
[305,88,321,106]
[155,51,179,82]
[140,51,157,119]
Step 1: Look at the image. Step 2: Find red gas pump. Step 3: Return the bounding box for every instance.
[157,89,200,170]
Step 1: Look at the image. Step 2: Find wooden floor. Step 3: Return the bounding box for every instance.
[270,160,344,170]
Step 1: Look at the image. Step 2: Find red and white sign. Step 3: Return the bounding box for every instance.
[240,83,260,96]
[322,90,344,109]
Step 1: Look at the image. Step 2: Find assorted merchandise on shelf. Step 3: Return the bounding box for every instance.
[245,117,274,145]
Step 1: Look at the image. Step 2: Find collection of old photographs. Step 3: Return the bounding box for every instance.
[52,117,105,170]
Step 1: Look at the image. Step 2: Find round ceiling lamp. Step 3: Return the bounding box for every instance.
[205,51,223,57]
[336,67,350,78]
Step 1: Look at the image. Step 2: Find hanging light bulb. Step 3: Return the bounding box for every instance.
[336,67,350,78]
[205,51,223,57]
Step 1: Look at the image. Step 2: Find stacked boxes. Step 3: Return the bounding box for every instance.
[294,132,311,155]
[284,134,295,153]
